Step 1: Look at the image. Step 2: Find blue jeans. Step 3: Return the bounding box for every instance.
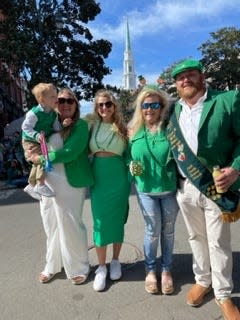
[137,191,179,273]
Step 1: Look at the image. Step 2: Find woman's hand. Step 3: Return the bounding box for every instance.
[129,160,144,176]
[62,118,73,127]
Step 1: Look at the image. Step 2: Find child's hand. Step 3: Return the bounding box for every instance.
[29,154,41,164]
[62,118,73,127]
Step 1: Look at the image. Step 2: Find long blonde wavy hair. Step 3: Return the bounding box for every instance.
[128,86,169,138]
[93,89,128,143]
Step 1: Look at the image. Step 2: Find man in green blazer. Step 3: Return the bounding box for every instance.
[170,59,240,320]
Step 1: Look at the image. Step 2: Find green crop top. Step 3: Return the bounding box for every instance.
[89,121,126,156]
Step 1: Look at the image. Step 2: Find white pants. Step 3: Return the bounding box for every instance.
[177,179,233,299]
[39,134,89,279]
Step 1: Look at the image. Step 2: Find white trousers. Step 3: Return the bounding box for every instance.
[177,179,233,299]
[40,163,89,279]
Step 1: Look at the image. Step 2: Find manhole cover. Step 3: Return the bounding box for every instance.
[88,241,143,269]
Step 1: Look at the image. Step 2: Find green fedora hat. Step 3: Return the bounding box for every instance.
[171,59,203,79]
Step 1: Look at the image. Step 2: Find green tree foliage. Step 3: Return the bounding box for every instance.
[117,89,136,124]
[199,27,240,90]
[0,0,112,103]
[158,58,188,98]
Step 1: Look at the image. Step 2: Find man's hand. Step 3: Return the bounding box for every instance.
[214,167,239,191]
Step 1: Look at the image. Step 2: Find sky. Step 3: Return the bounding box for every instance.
[81,0,240,115]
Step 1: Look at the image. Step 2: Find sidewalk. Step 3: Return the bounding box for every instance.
[0,178,7,188]
[0,175,28,191]
[1,189,240,320]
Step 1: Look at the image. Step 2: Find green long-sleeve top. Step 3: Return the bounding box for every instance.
[128,126,177,193]
[41,118,94,188]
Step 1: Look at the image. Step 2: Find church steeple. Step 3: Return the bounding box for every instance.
[126,19,131,51]
[123,19,136,90]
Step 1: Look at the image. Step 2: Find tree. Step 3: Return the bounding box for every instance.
[158,58,188,98]
[199,27,240,90]
[117,89,136,124]
[0,0,112,104]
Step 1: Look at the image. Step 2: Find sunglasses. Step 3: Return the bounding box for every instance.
[58,97,75,105]
[97,101,113,108]
[141,102,162,110]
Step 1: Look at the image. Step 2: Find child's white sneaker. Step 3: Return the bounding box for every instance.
[23,184,41,201]
[34,184,55,197]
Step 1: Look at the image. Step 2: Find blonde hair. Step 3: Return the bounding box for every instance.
[31,83,57,102]
[128,86,169,138]
[93,89,128,143]
[57,87,80,140]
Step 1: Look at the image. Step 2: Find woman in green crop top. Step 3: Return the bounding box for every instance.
[89,89,130,292]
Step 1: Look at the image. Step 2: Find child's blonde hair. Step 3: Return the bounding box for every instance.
[32,83,57,103]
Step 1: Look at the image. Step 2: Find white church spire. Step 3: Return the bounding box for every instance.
[123,19,136,90]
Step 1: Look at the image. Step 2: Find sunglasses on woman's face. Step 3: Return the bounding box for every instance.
[97,101,113,108]
[141,102,162,110]
[58,97,75,105]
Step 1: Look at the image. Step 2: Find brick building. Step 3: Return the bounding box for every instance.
[0,9,26,138]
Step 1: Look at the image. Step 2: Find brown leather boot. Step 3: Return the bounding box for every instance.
[186,283,212,306]
[216,298,240,320]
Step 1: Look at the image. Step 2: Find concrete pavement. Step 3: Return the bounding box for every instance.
[1,185,240,320]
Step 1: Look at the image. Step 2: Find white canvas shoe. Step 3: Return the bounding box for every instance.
[110,259,122,280]
[93,265,107,292]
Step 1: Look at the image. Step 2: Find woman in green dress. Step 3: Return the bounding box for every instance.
[89,89,130,292]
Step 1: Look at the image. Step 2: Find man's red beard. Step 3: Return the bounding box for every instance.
[177,81,204,100]
[178,85,198,99]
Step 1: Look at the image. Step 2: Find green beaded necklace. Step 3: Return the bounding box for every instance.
[144,125,162,166]
[94,120,115,150]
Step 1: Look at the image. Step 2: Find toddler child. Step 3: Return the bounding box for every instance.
[22,83,60,200]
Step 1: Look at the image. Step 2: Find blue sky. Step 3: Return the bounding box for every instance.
[81,0,240,114]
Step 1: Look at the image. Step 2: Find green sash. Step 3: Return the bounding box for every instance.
[166,111,240,221]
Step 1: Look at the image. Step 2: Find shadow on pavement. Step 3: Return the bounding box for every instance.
[0,187,38,205]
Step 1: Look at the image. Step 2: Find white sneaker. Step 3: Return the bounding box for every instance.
[34,184,55,197]
[110,259,122,280]
[93,265,107,292]
[23,184,41,201]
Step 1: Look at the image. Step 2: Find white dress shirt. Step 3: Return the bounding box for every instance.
[179,91,207,155]
[177,91,207,177]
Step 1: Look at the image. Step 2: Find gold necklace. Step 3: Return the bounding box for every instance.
[146,122,159,132]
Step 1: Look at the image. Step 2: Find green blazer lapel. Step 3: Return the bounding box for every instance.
[175,103,182,119]
[198,92,216,131]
